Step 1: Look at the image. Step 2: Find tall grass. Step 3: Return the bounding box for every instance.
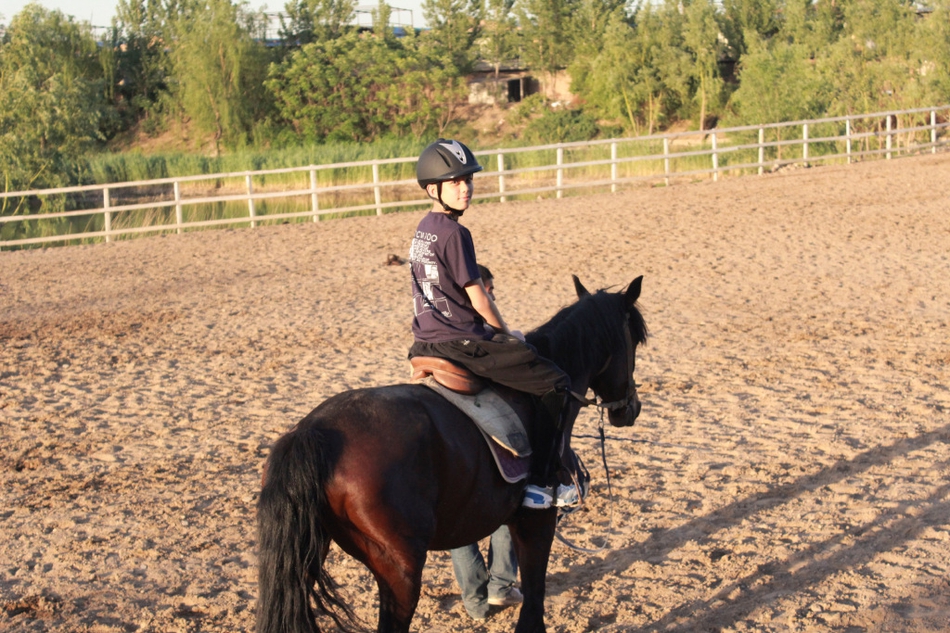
[86,138,429,184]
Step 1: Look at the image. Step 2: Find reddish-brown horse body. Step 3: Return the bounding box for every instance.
[257,276,647,633]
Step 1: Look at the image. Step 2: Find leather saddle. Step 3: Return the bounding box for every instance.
[410,357,531,483]
[409,356,487,395]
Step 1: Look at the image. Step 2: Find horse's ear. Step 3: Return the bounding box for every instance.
[624,276,643,309]
[572,275,591,298]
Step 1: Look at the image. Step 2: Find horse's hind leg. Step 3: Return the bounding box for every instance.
[373,559,425,633]
[334,531,428,633]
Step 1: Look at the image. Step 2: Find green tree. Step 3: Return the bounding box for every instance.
[723,1,827,151]
[266,34,366,141]
[109,0,172,131]
[0,4,104,199]
[479,0,519,91]
[166,0,271,154]
[628,4,680,133]
[570,11,629,127]
[522,106,599,143]
[422,0,483,72]
[917,0,950,104]
[515,0,578,98]
[372,0,395,39]
[568,0,624,60]
[279,0,356,46]
[813,0,927,149]
[727,33,826,127]
[826,0,920,111]
[719,0,782,59]
[574,7,673,135]
[780,0,843,53]
[645,1,692,124]
[265,29,468,141]
[398,35,471,136]
[565,0,625,105]
[681,0,725,130]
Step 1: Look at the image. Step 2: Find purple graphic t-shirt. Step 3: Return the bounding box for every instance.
[409,212,490,343]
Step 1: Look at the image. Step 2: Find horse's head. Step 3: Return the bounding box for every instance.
[573,275,646,427]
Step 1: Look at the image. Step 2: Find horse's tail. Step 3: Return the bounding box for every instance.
[256,424,359,633]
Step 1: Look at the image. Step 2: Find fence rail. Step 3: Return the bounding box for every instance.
[2,105,948,248]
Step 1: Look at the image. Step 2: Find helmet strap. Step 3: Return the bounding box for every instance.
[434,182,465,217]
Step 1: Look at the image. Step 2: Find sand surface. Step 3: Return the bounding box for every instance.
[2,152,949,632]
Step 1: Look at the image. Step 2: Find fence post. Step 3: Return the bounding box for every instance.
[373,162,382,216]
[711,133,719,182]
[932,110,937,154]
[103,187,112,243]
[174,181,183,234]
[758,127,765,175]
[663,137,670,186]
[556,146,564,199]
[886,115,893,160]
[609,142,618,193]
[497,154,506,203]
[802,123,809,167]
[846,118,852,164]
[246,174,257,228]
[310,167,320,222]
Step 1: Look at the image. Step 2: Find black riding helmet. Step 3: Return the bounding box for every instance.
[416,139,483,188]
[417,139,483,215]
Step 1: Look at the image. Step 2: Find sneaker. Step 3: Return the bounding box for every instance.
[555,483,580,508]
[488,587,523,606]
[522,484,553,509]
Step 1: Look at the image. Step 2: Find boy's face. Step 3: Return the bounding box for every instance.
[430,175,474,211]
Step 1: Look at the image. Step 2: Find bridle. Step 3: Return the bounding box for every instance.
[570,312,639,416]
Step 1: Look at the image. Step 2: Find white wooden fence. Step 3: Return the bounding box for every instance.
[2,105,948,248]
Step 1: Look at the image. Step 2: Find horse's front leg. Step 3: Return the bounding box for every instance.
[508,507,558,633]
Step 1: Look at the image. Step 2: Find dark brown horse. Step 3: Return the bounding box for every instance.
[257,275,647,633]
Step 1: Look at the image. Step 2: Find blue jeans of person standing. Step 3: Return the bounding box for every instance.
[450,525,518,619]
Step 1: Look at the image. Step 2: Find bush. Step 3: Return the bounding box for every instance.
[507,93,547,126]
[522,107,600,144]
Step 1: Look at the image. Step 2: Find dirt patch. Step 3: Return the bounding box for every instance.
[2,153,949,632]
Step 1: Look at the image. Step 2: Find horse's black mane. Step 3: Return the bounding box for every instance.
[525,288,647,372]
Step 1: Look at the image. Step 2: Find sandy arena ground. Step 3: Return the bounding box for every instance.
[2,152,949,632]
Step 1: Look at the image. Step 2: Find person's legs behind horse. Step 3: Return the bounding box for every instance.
[450,542,491,620]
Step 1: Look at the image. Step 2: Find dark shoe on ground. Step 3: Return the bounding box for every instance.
[487,586,523,606]
[464,605,488,621]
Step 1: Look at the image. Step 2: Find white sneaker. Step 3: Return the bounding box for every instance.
[487,587,523,606]
[522,484,553,509]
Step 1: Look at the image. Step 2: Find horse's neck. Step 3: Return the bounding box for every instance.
[549,346,600,409]
[529,336,602,400]
[529,296,622,406]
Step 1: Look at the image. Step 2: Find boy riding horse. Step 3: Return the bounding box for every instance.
[407,138,578,509]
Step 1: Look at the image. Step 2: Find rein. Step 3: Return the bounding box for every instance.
[554,406,616,553]
[556,314,638,554]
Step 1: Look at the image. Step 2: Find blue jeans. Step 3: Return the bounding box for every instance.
[450,525,518,618]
